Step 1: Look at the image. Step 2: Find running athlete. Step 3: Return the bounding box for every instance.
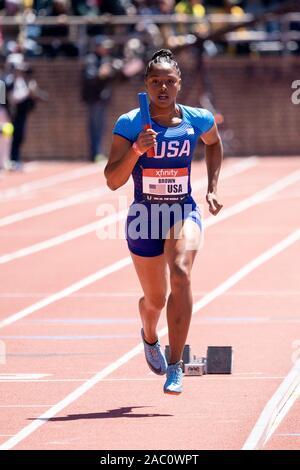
[104,49,223,395]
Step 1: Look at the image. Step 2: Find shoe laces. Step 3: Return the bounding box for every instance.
[149,341,160,360]
[168,363,182,384]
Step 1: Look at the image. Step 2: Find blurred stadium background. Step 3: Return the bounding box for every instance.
[0,0,299,164]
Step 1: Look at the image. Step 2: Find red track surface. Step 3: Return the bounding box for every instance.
[0,157,299,450]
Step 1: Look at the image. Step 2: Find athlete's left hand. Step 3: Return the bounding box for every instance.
[206,192,223,216]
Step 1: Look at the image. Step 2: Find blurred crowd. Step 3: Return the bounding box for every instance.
[0,1,286,18]
[0,0,298,168]
[0,1,297,59]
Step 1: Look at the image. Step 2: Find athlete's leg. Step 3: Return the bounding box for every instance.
[130,253,167,344]
[164,218,202,364]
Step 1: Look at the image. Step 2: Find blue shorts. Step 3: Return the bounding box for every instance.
[125,197,202,257]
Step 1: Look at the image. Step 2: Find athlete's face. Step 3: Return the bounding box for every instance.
[145,63,181,108]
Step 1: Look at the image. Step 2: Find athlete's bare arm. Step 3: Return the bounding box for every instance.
[104,129,157,191]
[201,123,223,216]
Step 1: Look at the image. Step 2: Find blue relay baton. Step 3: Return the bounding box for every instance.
[138,92,155,157]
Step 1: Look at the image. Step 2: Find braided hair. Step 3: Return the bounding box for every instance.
[145,49,181,78]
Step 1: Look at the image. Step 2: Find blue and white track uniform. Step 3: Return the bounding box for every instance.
[113,105,214,257]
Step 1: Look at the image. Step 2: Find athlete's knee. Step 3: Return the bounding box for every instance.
[142,294,166,312]
[170,260,191,290]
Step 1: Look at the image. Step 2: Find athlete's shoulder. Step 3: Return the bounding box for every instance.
[126,107,141,121]
[113,108,141,141]
[181,105,214,133]
[115,108,141,127]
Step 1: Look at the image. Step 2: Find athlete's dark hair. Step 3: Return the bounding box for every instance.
[145,49,181,78]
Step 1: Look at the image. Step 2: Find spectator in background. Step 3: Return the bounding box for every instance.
[4,0,22,16]
[71,0,134,17]
[33,0,78,57]
[0,57,14,170]
[206,0,244,15]
[175,0,206,37]
[244,0,264,15]
[99,0,127,15]
[5,61,41,170]
[175,0,205,17]
[151,0,178,48]
[81,35,117,162]
[0,105,12,171]
[71,0,99,16]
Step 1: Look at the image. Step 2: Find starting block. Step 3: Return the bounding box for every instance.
[164,345,233,375]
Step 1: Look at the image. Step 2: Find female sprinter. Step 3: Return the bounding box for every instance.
[104,49,223,395]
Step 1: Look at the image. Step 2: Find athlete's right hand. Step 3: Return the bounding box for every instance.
[136,129,157,153]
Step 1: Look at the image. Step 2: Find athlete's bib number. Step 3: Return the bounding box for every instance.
[142,168,188,203]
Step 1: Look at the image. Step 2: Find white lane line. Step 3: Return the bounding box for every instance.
[0,406,54,408]
[0,157,254,227]
[0,257,132,330]
[0,158,255,228]
[0,292,140,297]
[0,227,299,450]
[0,186,109,228]
[0,335,137,340]
[3,316,300,326]
[192,157,258,191]
[0,377,286,384]
[190,228,300,316]
[0,165,298,326]
[2,163,299,266]
[1,290,299,298]
[0,374,51,380]
[0,210,128,264]
[204,168,300,229]
[100,376,285,382]
[242,364,300,450]
[22,162,40,173]
[0,379,85,383]
[0,158,257,262]
[0,163,105,201]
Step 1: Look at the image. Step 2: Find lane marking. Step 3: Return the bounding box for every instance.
[0,406,53,408]
[22,162,41,173]
[0,187,109,228]
[0,377,286,383]
[192,157,257,192]
[204,168,300,229]
[0,163,105,201]
[0,227,299,450]
[0,158,257,261]
[0,379,85,383]
[0,335,138,340]
[2,163,300,266]
[242,365,300,449]
[0,210,128,264]
[0,374,51,381]
[100,376,286,382]
[1,290,299,298]
[1,167,299,325]
[26,317,138,324]
[0,257,132,329]
[3,316,300,326]
[0,158,255,228]
[190,229,300,316]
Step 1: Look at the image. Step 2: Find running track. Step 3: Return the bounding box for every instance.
[0,157,299,450]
